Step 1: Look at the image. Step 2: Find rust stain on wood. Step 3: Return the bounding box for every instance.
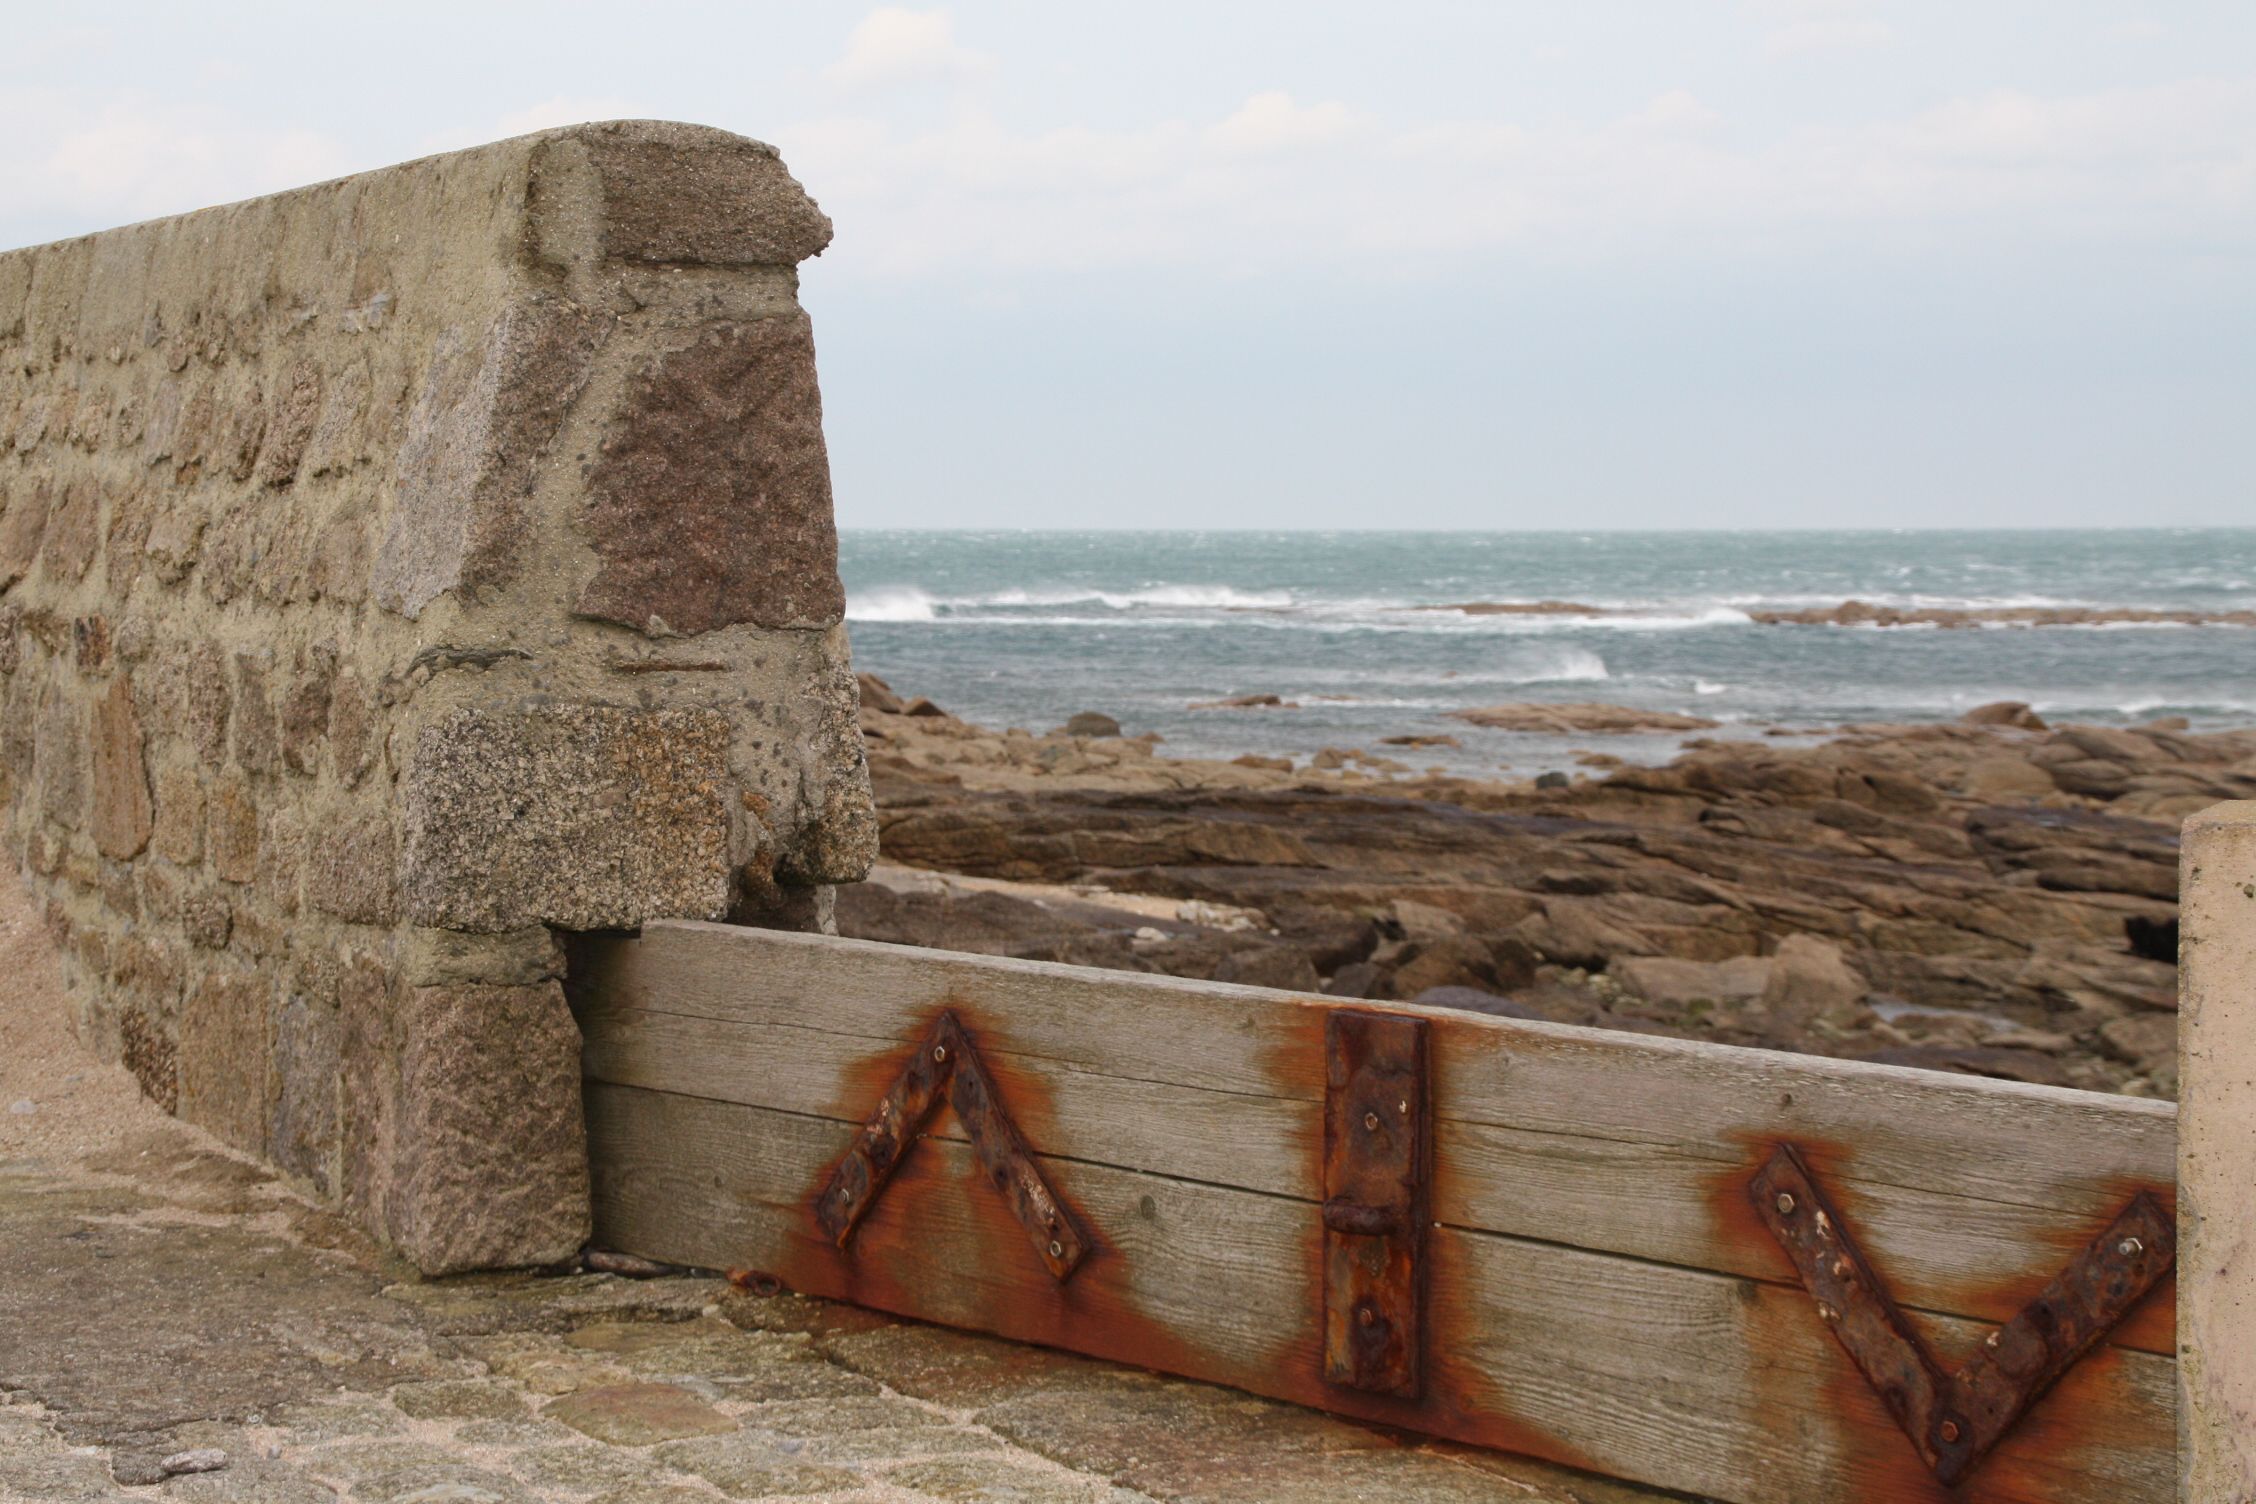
[1321,1008,1429,1398]
[812,1007,1087,1281]
[780,996,1607,1480]
[1749,1141,2174,1491]
[1712,1129,2170,1504]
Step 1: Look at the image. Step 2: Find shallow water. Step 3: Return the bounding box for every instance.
[840,529,2256,775]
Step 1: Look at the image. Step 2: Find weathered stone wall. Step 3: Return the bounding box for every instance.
[0,121,876,1272]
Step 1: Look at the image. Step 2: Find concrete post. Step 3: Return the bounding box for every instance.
[2181,801,2256,1502]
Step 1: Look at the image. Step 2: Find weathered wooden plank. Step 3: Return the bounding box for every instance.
[567,922,2176,1354]
[585,1082,2176,1504]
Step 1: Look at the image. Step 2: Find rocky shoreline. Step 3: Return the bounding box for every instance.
[842,674,2256,1098]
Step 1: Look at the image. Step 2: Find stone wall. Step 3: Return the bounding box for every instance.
[0,121,877,1272]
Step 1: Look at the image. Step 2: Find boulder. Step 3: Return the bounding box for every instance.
[857,672,905,714]
[1960,701,2048,730]
[1611,955,1772,1010]
[1450,703,1718,734]
[1060,711,1122,739]
[902,696,949,718]
[1390,935,1529,998]
[1762,934,1866,1042]
[1212,943,1322,993]
[1390,898,1466,940]
[1960,754,2054,802]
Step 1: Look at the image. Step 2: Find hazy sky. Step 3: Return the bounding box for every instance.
[5,3,2251,529]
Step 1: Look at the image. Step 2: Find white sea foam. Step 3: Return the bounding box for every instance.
[845,585,939,622]
[1513,646,1610,683]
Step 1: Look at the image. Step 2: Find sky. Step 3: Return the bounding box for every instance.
[4,2,2251,530]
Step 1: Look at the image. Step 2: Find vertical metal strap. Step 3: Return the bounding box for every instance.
[1321,1008,1430,1398]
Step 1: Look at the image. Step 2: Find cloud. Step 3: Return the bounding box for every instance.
[1208,92,1362,153]
[1748,0,1893,58]
[415,97,651,157]
[777,76,2256,279]
[824,7,993,90]
[490,97,649,138]
[1,95,358,237]
[1765,16,1893,57]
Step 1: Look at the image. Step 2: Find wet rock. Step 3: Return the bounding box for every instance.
[1060,711,1122,739]
[1190,692,1296,709]
[1450,702,1718,734]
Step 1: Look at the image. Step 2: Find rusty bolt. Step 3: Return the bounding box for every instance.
[1939,1420,1961,1444]
[1363,1111,1380,1131]
[932,1045,947,1063]
[1357,1306,1375,1327]
[1048,1240,1064,1259]
[2119,1237,2144,1258]
[1775,1192,1796,1216]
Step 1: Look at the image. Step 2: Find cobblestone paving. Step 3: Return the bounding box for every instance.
[0,1126,1693,1504]
[0,863,1691,1504]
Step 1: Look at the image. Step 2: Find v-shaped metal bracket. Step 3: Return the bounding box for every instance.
[1750,1143,2173,1487]
[813,1010,1088,1282]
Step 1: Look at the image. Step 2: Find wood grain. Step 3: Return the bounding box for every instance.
[569,922,2177,1354]
[585,1081,2175,1504]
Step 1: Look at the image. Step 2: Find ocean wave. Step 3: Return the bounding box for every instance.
[1518,646,1610,683]
[847,582,1295,619]
[845,585,940,622]
[981,583,1295,610]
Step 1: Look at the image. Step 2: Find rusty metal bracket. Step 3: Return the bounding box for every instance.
[1750,1142,2173,1487]
[813,1010,1087,1281]
[1322,1008,1430,1398]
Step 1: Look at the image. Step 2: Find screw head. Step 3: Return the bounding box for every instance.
[1775,1192,1797,1216]
[1363,1111,1380,1131]
[1398,1099,1410,1115]
[1357,1306,1375,1327]
[1939,1420,1961,1444]
[932,1045,946,1062]
[2119,1237,2144,1258]
[1048,1240,1064,1259]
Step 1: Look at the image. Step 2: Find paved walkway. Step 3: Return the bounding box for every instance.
[0,870,1683,1504]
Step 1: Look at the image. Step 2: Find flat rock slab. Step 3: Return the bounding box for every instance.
[542,1383,738,1446]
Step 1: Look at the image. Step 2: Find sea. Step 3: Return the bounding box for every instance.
[839,530,2256,777]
